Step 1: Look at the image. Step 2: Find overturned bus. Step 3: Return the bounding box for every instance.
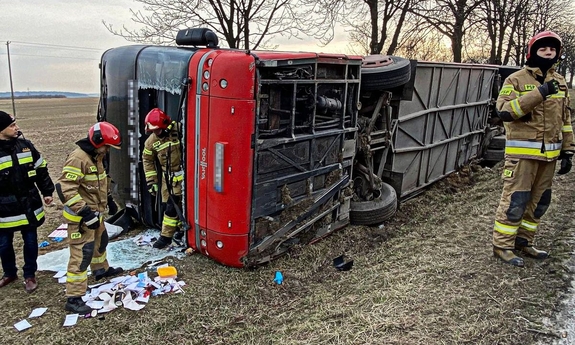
[99,28,503,268]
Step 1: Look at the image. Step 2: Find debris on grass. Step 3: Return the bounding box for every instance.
[273,271,283,285]
[13,319,32,332]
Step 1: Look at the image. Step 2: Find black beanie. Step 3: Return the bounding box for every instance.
[530,37,561,57]
[526,37,561,75]
[0,111,15,132]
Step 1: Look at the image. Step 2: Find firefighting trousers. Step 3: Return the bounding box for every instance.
[161,196,181,238]
[66,219,109,297]
[493,157,556,249]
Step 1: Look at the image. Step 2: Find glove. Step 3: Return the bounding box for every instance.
[557,151,574,175]
[538,79,560,98]
[78,205,100,230]
[107,194,118,216]
[148,183,158,196]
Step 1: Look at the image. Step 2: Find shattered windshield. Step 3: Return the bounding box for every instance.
[137,47,193,95]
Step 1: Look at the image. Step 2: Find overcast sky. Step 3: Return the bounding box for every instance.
[0,0,351,94]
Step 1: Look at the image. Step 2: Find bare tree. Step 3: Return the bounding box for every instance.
[555,22,575,87]
[396,26,452,61]
[312,0,423,55]
[410,0,484,62]
[476,0,529,65]
[103,0,332,50]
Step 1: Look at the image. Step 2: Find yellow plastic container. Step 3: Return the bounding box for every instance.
[157,266,177,279]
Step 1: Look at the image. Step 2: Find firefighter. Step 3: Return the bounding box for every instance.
[492,31,574,267]
[0,111,54,293]
[142,108,183,249]
[57,122,124,314]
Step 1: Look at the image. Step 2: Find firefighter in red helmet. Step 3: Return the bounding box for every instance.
[492,31,574,267]
[56,122,124,314]
[142,108,184,249]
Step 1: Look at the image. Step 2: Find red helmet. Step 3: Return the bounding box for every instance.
[89,122,122,149]
[526,31,562,59]
[145,108,171,132]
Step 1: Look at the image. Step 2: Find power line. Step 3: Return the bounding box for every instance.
[9,40,103,52]
[0,52,100,61]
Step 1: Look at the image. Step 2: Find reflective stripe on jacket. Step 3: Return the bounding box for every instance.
[142,122,183,185]
[57,147,108,222]
[0,138,54,229]
[497,66,574,161]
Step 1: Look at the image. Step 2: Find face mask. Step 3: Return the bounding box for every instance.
[527,55,558,74]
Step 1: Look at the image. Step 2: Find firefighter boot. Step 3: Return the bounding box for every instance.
[174,230,184,241]
[65,297,93,314]
[493,247,524,267]
[94,267,125,281]
[153,235,172,249]
[515,237,548,259]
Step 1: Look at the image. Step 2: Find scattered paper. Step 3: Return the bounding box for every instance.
[87,281,107,289]
[48,224,68,239]
[63,314,78,327]
[134,234,156,246]
[137,272,148,287]
[135,292,150,304]
[53,271,66,279]
[121,291,145,311]
[29,308,48,318]
[86,300,105,310]
[14,319,32,331]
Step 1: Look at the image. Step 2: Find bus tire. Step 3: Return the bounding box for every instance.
[487,135,506,149]
[360,55,411,91]
[350,182,397,226]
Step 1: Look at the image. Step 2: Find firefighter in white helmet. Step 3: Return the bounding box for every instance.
[142,108,184,249]
[57,122,124,314]
[492,31,574,267]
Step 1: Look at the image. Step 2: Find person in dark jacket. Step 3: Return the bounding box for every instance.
[0,110,54,292]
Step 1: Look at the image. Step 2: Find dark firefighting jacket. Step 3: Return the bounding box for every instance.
[0,137,54,230]
[57,139,109,222]
[142,121,183,196]
[497,65,574,161]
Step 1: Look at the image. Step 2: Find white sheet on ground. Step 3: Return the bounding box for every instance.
[37,229,185,272]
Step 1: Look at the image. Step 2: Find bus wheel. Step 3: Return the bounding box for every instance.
[350,182,397,226]
[360,55,411,91]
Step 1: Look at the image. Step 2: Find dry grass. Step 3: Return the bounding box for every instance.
[0,98,574,344]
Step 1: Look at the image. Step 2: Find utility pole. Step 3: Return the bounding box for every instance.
[6,41,16,117]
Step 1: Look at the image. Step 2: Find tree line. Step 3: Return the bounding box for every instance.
[104,0,575,85]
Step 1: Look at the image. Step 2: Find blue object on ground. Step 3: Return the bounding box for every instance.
[38,241,50,248]
[274,271,283,285]
[52,237,64,242]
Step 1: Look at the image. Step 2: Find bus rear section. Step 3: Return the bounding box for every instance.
[187,50,361,267]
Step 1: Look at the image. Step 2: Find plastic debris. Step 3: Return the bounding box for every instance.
[333,255,354,271]
[157,266,177,279]
[52,237,64,242]
[274,271,284,285]
[38,241,50,248]
[66,269,186,314]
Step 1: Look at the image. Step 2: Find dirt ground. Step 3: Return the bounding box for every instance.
[1,97,575,345]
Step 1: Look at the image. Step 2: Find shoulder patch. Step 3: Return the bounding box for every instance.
[89,166,97,173]
[65,173,79,181]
